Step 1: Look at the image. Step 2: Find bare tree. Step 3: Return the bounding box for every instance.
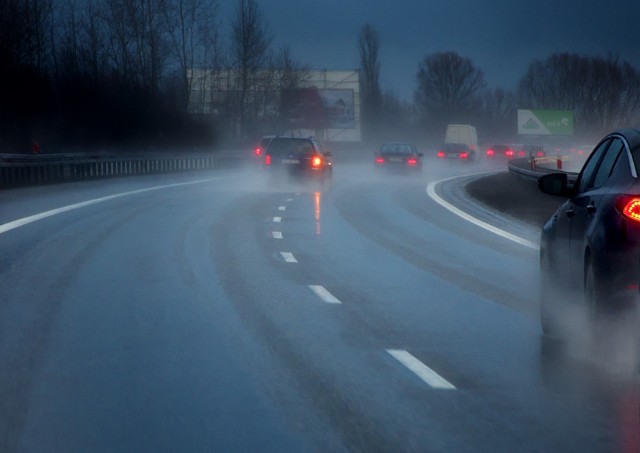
[229,0,272,137]
[102,0,170,96]
[517,53,640,135]
[358,23,381,141]
[619,62,640,127]
[163,0,219,111]
[415,51,485,123]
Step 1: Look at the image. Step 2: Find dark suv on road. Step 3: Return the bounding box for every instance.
[263,136,332,180]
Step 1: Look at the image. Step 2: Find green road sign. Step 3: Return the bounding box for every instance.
[517,110,574,135]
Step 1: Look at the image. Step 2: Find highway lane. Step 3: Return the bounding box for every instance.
[0,162,637,451]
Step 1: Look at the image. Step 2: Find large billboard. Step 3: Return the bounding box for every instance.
[517,110,574,135]
[281,89,355,129]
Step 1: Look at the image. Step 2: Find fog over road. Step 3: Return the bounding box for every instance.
[0,161,636,451]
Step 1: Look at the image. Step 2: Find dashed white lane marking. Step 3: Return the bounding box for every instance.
[426,176,539,250]
[273,216,282,223]
[0,176,227,235]
[285,198,294,202]
[280,252,298,263]
[272,231,283,239]
[308,285,342,304]
[386,349,456,390]
[278,206,286,211]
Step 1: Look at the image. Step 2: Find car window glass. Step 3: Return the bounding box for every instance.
[592,139,624,189]
[576,139,611,193]
[268,138,311,155]
[608,140,633,183]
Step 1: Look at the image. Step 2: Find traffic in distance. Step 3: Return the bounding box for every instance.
[373,142,424,173]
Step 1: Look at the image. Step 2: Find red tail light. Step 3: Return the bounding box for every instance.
[617,196,640,223]
[264,154,272,166]
[505,150,514,158]
[437,151,445,158]
[375,156,385,164]
[518,150,525,157]
[311,156,323,168]
[459,153,468,159]
[255,147,262,156]
[486,149,495,156]
[536,151,545,157]
[407,158,418,166]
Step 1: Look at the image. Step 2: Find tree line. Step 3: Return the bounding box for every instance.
[0,0,303,153]
[359,24,640,144]
[1,1,638,153]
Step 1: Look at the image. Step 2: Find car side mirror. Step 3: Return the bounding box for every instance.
[538,173,571,197]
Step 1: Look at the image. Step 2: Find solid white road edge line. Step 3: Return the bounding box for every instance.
[386,349,456,390]
[426,175,539,250]
[308,285,342,304]
[280,252,298,263]
[273,216,282,222]
[272,231,283,239]
[0,176,227,235]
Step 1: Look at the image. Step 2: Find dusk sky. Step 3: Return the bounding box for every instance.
[219,0,640,101]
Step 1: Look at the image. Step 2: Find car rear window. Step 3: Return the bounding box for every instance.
[267,138,314,156]
[443,143,468,152]
[381,144,413,153]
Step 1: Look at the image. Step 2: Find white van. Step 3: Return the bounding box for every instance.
[444,124,479,160]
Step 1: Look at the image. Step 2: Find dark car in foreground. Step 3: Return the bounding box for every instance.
[436,143,475,161]
[263,136,332,181]
[538,129,640,338]
[374,142,423,172]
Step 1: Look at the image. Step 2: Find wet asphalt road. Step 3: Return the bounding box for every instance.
[0,158,638,452]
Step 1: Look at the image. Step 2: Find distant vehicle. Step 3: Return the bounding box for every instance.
[485,144,515,159]
[254,135,275,161]
[374,142,423,173]
[437,143,475,161]
[263,136,332,181]
[444,124,480,157]
[521,144,546,158]
[538,128,640,338]
[486,143,546,159]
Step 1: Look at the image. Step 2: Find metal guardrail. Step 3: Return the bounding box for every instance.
[0,152,241,188]
[508,157,579,185]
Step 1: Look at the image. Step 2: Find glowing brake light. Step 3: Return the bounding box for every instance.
[617,196,640,223]
[536,151,545,157]
[407,158,418,166]
[311,156,323,168]
[518,150,526,157]
[437,151,445,158]
[264,154,272,166]
[459,152,468,159]
[375,156,385,164]
[255,147,262,156]
[505,150,514,158]
[486,149,495,156]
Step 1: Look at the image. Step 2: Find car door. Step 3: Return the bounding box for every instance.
[569,138,624,289]
[550,139,610,289]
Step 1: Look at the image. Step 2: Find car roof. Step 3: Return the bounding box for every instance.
[612,128,640,151]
